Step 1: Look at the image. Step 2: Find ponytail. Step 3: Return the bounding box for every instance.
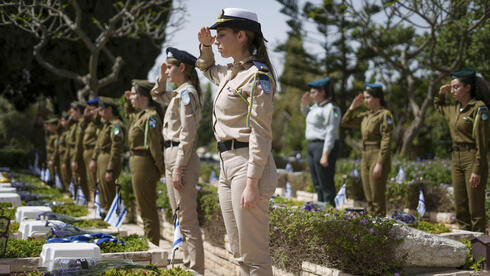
[458,75,490,107]
[184,65,202,107]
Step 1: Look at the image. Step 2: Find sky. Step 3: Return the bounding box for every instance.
[147,0,294,83]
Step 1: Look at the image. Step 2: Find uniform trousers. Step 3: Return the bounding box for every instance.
[164,146,204,275]
[452,149,487,232]
[219,147,277,276]
[306,140,339,206]
[55,165,65,192]
[96,153,121,211]
[361,148,390,216]
[130,155,161,245]
[72,159,89,203]
[60,158,72,192]
[83,149,97,196]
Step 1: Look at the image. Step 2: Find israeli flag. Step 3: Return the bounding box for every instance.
[55,174,63,190]
[170,217,183,263]
[396,166,406,183]
[76,186,87,206]
[94,190,101,218]
[68,181,76,200]
[40,168,46,182]
[45,168,51,183]
[334,184,347,210]
[417,188,426,217]
[350,168,359,178]
[209,170,218,185]
[104,194,127,228]
[32,152,41,175]
[285,180,293,198]
[285,162,293,172]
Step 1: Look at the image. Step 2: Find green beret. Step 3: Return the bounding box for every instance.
[45,117,58,124]
[451,68,476,79]
[98,96,119,108]
[70,101,86,110]
[132,79,155,90]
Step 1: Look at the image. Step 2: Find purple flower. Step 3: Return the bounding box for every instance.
[289,213,294,217]
[324,213,330,217]
[274,226,278,230]
[361,219,369,225]
[394,273,400,276]
[369,228,374,234]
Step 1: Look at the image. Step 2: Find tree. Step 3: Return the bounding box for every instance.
[345,0,489,157]
[197,83,215,148]
[0,0,180,103]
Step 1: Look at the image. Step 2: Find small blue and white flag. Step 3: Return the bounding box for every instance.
[334,184,347,210]
[170,217,183,263]
[76,186,87,206]
[68,181,76,200]
[396,166,406,183]
[31,152,41,175]
[94,190,101,218]
[104,194,127,228]
[417,188,426,217]
[55,174,63,190]
[350,168,359,178]
[45,168,51,183]
[40,168,46,182]
[209,169,218,185]
[285,180,293,198]
[285,162,293,173]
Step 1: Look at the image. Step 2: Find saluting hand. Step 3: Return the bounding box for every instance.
[439,84,451,95]
[349,94,364,110]
[124,90,131,100]
[301,92,310,109]
[469,173,480,188]
[198,27,216,46]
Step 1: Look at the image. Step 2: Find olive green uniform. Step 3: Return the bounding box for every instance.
[66,119,89,201]
[46,133,57,183]
[82,114,102,196]
[59,122,73,192]
[92,118,125,211]
[434,94,488,232]
[152,80,204,274]
[341,108,393,216]
[125,101,164,245]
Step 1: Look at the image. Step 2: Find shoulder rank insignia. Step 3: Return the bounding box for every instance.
[384,112,393,125]
[181,89,191,105]
[479,106,488,121]
[113,124,122,136]
[252,61,272,94]
[148,115,157,128]
[333,107,339,118]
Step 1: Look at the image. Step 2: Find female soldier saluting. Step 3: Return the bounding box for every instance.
[197,8,277,275]
[435,68,488,233]
[151,48,204,275]
[341,83,393,217]
[124,80,165,246]
[89,97,125,217]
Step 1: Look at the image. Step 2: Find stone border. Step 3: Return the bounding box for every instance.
[0,241,167,273]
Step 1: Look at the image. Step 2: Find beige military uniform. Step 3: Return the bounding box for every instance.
[434,94,488,232]
[341,107,393,216]
[60,121,73,191]
[196,45,277,275]
[152,80,204,274]
[92,118,125,210]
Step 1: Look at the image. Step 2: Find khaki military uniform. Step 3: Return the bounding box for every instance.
[92,118,125,211]
[341,108,393,216]
[59,122,73,191]
[125,100,164,246]
[66,119,89,202]
[152,81,204,273]
[196,45,277,276]
[82,114,102,197]
[435,94,488,232]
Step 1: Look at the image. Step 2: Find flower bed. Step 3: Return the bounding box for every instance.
[13,266,191,275]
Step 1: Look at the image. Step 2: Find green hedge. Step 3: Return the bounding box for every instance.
[0,148,30,168]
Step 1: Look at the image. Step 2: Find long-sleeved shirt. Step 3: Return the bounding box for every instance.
[302,100,341,153]
[196,44,275,179]
[152,81,201,167]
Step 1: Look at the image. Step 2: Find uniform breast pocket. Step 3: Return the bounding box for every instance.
[225,86,249,107]
[460,117,474,132]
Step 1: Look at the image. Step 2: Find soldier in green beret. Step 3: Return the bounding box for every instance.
[124,79,165,246]
[44,117,59,186]
[82,98,102,204]
[59,112,73,192]
[435,68,489,232]
[66,101,89,203]
[341,83,394,216]
[89,97,126,216]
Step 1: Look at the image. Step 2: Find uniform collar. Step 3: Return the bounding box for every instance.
[369,108,383,115]
[318,100,329,107]
[458,98,477,112]
[173,81,192,96]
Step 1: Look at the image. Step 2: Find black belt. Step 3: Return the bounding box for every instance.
[452,143,475,151]
[130,149,149,156]
[363,143,380,150]
[217,139,249,153]
[163,141,180,148]
[309,139,324,143]
[84,145,95,150]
